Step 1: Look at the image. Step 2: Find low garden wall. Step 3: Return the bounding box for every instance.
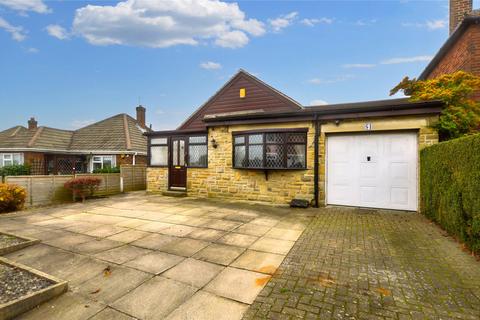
[4,165,146,207]
[420,134,480,254]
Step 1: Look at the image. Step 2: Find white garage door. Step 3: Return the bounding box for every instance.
[327,132,418,211]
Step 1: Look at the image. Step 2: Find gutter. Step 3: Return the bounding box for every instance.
[0,148,147,156]
[313,115,320,208]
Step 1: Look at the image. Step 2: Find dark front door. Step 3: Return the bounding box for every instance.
[169,137,187,189]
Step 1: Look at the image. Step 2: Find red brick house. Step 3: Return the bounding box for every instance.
[420,0,480,100]
[0,106,150,175]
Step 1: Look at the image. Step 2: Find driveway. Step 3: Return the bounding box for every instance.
[0,192,313,320]
[245,207,480,320]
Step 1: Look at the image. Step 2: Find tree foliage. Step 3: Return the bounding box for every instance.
[390,71,480,140]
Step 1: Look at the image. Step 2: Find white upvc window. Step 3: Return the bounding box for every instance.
[90,155,116,172]
[0,153,23,167]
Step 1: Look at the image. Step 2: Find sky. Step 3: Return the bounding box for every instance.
[0,0,460,131]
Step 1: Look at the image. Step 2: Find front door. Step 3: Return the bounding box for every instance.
[169,137,187,189]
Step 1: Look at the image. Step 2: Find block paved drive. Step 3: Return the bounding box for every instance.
[243,206,480,320]
[0,192,312,320]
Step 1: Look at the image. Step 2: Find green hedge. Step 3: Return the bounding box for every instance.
[92,166,120,174]
[0,164,30,177]
[420,133,480,254]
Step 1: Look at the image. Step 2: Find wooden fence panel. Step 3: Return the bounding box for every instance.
[121,165,147,192]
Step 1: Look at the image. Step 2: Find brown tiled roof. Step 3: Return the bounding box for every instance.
[0,114,147,154]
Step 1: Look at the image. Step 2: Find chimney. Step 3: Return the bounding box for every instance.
[136,105,146,129]
[450,0,473,34]
[28,117,37,130]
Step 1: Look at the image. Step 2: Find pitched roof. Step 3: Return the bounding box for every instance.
[177,69,303,131]
[419,15,480,80]
[0,114,147,154]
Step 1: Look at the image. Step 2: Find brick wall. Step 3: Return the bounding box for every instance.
[427,23,480,100]
[147,115,439,206]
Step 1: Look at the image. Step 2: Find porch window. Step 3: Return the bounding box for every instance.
[0,153,23,167]
[92,155,115,171]
[150,137,168,166]
[188,135,208,168]
[233,130,307,169]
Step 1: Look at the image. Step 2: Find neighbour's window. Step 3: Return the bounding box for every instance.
[150,137,168,166]
[188,135,208,168]
[0,153,23,167]
[233,131,307,169]
[92,155,115,171]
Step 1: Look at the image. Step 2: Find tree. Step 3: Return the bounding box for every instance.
[390,71,480,141]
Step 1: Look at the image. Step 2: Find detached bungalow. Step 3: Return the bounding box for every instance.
[0,106,149,175]
[146,70,442,211]
[146,0,480,210]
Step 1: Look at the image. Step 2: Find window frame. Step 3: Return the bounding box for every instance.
[0,153,24,167]
[91,155,116,172]
[148,137,169,167]
[232,128,308,170]
[187,135,208,168]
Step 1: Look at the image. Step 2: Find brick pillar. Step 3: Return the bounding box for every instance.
[450,0,472,34]
[136,105,146,129]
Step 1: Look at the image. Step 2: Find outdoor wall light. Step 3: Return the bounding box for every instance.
[211,138,218,148]
[335,119,341,126]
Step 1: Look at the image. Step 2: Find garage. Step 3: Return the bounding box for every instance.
[326,132,418,211]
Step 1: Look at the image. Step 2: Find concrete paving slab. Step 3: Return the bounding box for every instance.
[131,233,178,250]
[65,221,102,234]
[94,245,153,264]
[234,223,271,237]
[178,208,211,217]
[275,220,308,231]
[115,218,149,228]
[193,243,245,266]
[137,211,172,221]
[106,229,150,243]
[216,233,258,248]
[231,250,285,275]
[78,265,152,304]
[204,267,271,304]
[249,218,279,227]
[43,233,96,250]
[160,238,210,257]
[73,238,124,255]
[187,228,226,241]
[17,292,104,320]
[84,225,128,238]
[166,290,248,320]
[56,256,109,287]
[163,258,224,288]
[89,307,136,320]
[264,227,303,241]
[159,224,199,237]
[223,213,257,223]
[181,217,213,227]
[202,219,242,231]
[249,237,295,255]
[111,276,197,320]
[162,214,193,224]
[125,251,184,274]
[135,221,174,232]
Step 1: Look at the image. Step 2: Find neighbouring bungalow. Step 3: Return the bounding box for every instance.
[146,0,480,210]
[0,106,150,175]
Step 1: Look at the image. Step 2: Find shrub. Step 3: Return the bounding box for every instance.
[0,184,27,213]
[420,133,480,254]
[64,177,102,202]
[93,166,120,174]
[0,164,30,177]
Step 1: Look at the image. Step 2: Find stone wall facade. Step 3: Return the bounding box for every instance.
[147,115,439,206]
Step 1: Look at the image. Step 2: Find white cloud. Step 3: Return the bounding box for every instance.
[71,119,95,129]
[0,17,26,41]
[309,99,328,106]
[200,61,222,70]
[381,55,433,65]
[46,24,69,40]
[301,17,333,27]
[308,75,355,85]
[72,0,265,49]
[342,63,376,69]
[269,11,298,32]
[27,47,38,53]
[0,0,50,13]
[402,19,447,30]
